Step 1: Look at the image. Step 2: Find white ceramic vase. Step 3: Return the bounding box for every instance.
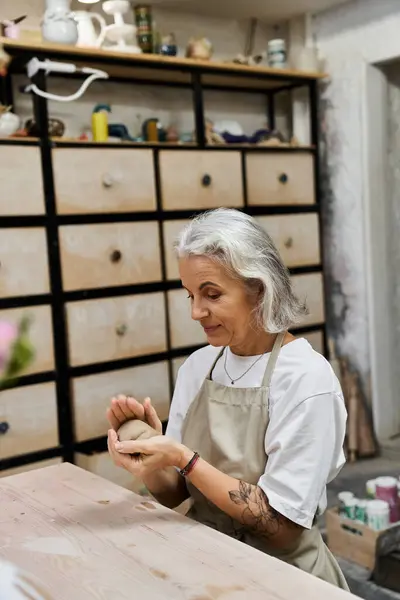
[0,112,20,136]
[41,0,78,45]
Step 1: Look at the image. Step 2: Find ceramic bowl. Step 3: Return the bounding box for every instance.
[0,112,20,136]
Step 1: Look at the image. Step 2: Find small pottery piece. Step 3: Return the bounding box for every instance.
[0,108,20,136]
[267,38,287,69]
[186,36,212,60]
[213,120,243,137]
[232,52,266,66]
[75,10,106,48]
[41,0,78,45]
[1,16,26,39]
[25,117,65,138]
[179,132,194,143]
[160,33,177,56]
[166,124,179,143]
[205,119,225,145]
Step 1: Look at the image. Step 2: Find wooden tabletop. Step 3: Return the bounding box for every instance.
[0,462,354,599]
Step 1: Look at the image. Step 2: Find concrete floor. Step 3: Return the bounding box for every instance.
[320,457,400,599]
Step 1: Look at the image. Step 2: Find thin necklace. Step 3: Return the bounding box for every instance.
[223,347,267,385]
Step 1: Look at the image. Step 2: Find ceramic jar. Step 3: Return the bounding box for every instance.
[186,37,212,60]
[41,0,78,45]
[267,39,287,69]
[0,111,20,137]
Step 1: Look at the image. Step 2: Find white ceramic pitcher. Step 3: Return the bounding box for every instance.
[75,11,106,48]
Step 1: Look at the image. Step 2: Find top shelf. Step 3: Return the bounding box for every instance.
[1,37,327,92]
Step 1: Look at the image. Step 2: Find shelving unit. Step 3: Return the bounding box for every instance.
[0,38,327,488]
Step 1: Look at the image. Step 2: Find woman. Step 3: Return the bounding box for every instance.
[107,208,349,590]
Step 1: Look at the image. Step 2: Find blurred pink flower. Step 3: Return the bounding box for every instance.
[0,321,18,377]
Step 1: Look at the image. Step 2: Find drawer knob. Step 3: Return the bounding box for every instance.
[278,173,289,184]
[0,422,10,434]
[201,174,212,187]
[284,237,294,249]
[110,249,122,263]
[102,173,114,188]
[116,324,128,337]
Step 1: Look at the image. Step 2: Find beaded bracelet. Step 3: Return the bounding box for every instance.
[179,451,200,477]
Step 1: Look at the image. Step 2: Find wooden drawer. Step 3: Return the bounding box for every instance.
[72,361,171,442]
[0,228,50,298]
[0,305,55,375]
[257,214,320,267]
[168,289,207,349]
[67,293,167,366]
[160,151,244,210]
[59,222,162,291]
[164,214,320,278]
[75,451,148,495]
[0,457,62,479]
[291,273,325,327]
[0,382,58,460]
[0,146,45,216]
[163,219,189,280]
[301,330,324,354]
[246,153,315,205]
[52,148,156,214]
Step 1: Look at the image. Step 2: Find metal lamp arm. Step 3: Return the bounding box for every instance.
[24,57,109,102]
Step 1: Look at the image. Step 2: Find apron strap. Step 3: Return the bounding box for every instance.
[207,347,225,380]
[208,332,286,384]
[262,331,286,388]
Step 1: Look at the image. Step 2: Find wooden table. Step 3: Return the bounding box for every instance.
[0,463,355,599]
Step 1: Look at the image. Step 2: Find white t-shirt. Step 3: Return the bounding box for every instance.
[166,338,347,529]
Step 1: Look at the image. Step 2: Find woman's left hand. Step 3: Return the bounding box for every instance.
[107,430,191,478]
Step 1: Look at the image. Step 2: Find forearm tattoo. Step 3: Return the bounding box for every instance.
[229,480,302,540]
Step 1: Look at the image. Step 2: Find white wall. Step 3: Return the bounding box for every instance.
[313,0,400,403]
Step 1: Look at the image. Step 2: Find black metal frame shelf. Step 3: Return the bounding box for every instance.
[52,141,316,152]
[0,205,321,230]
[0,264,323,310]
[0,38,327,473]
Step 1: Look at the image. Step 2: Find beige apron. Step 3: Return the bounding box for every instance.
[181,333,349,591]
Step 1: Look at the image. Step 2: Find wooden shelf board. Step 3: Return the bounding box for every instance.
[205,143,315,150]
[0,136,313,152]
[53,139,197,148]
[1,37,327,90]
[0,136,39,144]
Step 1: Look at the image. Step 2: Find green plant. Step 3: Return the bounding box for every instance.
[0,315,35,390]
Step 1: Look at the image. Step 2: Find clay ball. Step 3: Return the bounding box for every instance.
[117,420,161,443]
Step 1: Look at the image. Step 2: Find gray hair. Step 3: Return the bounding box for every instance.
[174,208,308,333]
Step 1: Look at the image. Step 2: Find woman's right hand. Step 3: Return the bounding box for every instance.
[106,395,162,435]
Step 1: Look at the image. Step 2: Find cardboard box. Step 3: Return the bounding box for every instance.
[326,507,383,570]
